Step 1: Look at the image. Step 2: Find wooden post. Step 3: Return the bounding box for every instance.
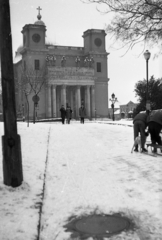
[0,0,23,187]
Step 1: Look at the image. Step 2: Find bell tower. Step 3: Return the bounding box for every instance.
[21,6,46,50]
[83,29,108,77]
[83,29,106,54]
[83,29,109,117]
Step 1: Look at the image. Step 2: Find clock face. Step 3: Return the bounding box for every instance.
[94,38,102,47]
[32,33,41,43]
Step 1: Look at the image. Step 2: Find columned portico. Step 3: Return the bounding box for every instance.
[46,67,98,119]
[46,84,96,119]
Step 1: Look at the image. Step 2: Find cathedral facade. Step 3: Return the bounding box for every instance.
[14,9,109,120]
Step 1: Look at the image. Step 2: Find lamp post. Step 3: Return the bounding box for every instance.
[143,50,151,110]
[109,93,118,121]
[32,94,40,124]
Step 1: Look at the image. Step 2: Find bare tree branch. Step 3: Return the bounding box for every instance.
[82,0,162,53]
[21,63,47,96]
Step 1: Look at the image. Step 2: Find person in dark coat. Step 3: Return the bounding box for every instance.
[60,105,66,124]
[79,104,86,124]
[147,110,162,146]
[133,112,148,152]
[66,104,72,124]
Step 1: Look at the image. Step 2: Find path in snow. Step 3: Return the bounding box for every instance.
[39,123,162,240]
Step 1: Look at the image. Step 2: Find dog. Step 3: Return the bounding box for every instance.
[131,136,142,153]
[131,132,149,153]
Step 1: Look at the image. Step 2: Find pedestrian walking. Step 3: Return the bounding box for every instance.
[133,111,148,152]
[147,110,162,146]
[66,104,72,124]
[79,104,86,124]
[60,105,66,124]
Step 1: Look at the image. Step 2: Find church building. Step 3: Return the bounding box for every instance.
[14,7,109,120]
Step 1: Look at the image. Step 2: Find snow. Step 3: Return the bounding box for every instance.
[0,119,162,240]
[114,109,120,114]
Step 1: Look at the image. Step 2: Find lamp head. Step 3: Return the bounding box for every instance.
[144,50,151,61]
[112,93,115,99]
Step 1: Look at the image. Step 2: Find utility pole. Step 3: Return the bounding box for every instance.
[0,0,23,187]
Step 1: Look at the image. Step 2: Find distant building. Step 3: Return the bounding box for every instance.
[120,101,138,118]
[108,101,138,120]
[113,109,121,120]
[14,8,110,120]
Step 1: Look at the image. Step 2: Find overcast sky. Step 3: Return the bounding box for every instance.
[10,0,162,105]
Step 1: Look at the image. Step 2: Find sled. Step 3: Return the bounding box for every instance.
[146,143,162,155]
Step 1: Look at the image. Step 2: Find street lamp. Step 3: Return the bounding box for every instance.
[143,50,151,110]
[109,93,118,121]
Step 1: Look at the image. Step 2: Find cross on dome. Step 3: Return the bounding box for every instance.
[34,6,45,25]
[37,6,42,20]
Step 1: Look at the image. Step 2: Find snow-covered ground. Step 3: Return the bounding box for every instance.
[0,120,162,240]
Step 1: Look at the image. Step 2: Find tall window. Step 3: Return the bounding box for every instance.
[35,59,40,70]
[97,62,101,72]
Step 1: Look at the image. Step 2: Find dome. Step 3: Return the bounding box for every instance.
[34,9,45,26]
[34,20,45,26]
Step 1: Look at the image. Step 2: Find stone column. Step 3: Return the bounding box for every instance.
[70,88,74,111]
[74,87,77,119]
[76,85,81,118]
[52,85,56,118]
[75,87,78,118]
[87,85,91,118]
[56,87,60,117]
[47,85,52,118]
[62,85,66,107]
[84,87,87,111]
[91,85,95,118]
